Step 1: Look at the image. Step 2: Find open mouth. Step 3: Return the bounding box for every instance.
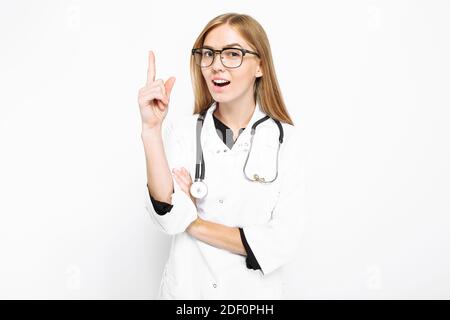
[212,79,231,87]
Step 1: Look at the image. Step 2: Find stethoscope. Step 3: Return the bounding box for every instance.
[189,104,284,199]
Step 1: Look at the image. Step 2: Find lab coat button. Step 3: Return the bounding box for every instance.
[224,149,227,152]
[213,283,217,288]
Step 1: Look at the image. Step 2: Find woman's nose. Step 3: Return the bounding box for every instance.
[211,52,225,71]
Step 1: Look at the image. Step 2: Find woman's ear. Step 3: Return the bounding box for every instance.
[255,67,263,78]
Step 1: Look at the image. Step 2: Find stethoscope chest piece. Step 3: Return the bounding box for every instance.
[190,180,208,199]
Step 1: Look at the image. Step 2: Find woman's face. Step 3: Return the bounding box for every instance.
[201,24,262,104]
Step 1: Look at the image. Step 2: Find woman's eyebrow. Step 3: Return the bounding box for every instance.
[203,43,243,49]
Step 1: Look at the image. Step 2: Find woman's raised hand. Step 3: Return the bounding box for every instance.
[138,50,176,131]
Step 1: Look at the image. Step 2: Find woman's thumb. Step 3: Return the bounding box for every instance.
[165,77,176,98]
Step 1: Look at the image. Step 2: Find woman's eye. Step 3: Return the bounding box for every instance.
[225,50,241,57]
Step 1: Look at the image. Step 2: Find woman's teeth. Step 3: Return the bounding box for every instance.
[212,80,231,87]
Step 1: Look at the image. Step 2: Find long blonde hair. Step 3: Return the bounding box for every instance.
[190,12,294,125]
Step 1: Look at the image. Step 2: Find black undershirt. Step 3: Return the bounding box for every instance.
[146,112,262,271]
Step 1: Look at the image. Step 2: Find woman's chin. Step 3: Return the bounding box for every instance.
[211,94,233,103]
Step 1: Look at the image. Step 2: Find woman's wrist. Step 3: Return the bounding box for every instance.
[187,217,202,236]
[141,125,162,140]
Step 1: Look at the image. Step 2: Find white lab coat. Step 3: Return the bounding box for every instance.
[144,101,307,299]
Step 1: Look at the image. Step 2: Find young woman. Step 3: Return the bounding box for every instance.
[138,12,306,299]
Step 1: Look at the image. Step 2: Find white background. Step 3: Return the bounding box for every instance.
[0,0,449,299]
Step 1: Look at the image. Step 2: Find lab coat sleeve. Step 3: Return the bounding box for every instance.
[144,118,198,235]
[147,184,174,214]
[239,227,261,270]
[241,131,308,276]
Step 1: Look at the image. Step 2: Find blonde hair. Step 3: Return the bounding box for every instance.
[189,12,294,125]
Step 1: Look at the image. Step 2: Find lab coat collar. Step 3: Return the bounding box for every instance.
[202,101,267,153]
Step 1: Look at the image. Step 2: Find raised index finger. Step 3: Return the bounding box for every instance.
[146,50,155,86]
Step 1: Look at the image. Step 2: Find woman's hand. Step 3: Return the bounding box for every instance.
[138,50,176,131]
[172,167,196,205]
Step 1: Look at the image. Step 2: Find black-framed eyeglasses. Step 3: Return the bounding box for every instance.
[191,47,260,68]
